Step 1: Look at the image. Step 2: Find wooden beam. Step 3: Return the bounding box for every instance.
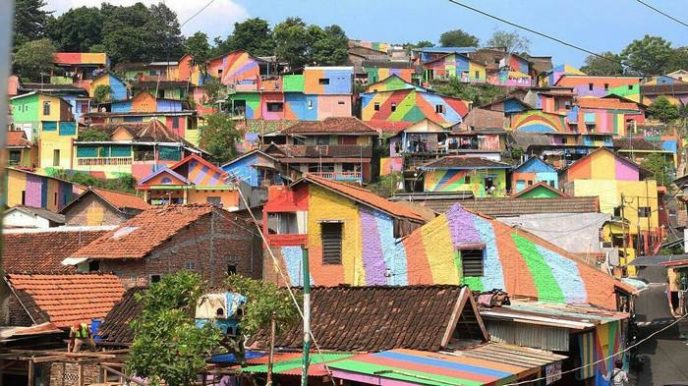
[78,363,83,386]
[27,360,34,386]
[101,365,147,386]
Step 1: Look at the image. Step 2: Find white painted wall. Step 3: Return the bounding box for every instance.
[3,210,50,229]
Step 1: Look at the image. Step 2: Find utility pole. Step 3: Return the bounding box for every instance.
[301,248,311,386]
[620,193,628,273]
[266,312,276,386]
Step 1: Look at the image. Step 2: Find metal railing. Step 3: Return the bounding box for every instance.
[77,157,133,166]
[309,171,362,182]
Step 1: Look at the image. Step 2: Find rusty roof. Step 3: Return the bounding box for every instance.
[6,131,32,148]
[98,287,146,345]
[398,196,600,216]
[420,156,513,170]
[282,117,378,135]
[577,97,640,110]
[5,273,125,328]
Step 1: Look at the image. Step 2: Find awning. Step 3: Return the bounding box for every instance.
[61,257,88,266]
[329,345,566,386]
[629,254,688,267]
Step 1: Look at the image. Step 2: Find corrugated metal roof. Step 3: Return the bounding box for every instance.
[480,302,628,331]
[240,352,352,376]
[486,321,570,352]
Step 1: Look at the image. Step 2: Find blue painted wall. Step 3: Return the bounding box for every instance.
[109,75,128,101]
[515,157,557,173]
[284,94,319,120]
[112,101,132,113]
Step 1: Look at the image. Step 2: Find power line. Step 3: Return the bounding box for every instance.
[634,0,688,29]
[445,0,617,63]
[180,0,217,28]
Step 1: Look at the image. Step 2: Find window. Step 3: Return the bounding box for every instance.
[374,102,380,111]
[307,99,313,108]
[549,180,555,187]
[628,85,633,90]
[161,177,172,184]
[391,103,397,112]
[150,274,162,284]
[185,262,196,270]
[8,150,21,165]
[464,175,470,184]
[460,249,484,276]
[53,149,60,167]
[88,261,100,272]
[613,206,622,217]
[43,101,51,116]
[171,117,180,129]
[267,102,284,112]
[588,83,594,91]
[268,212,299,234]
[321,222,343,264]
[638,207,651,217]
[54,192,58,206]
[227,264,237,275]
[561,137,568,144]
[435,104,445,114]
[207,197,222,207]
[21,191,26,205]
[565,101,572,110]
[604,83,609,91]
[528,180,533,186]
[338,100,346,105]
[474,70,480,79]
[316,136,330,145]
[319,78,330,85]
[217,69,223,76]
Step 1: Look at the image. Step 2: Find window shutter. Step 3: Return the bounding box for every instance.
[321,223,343,264]
[461,249,484,276]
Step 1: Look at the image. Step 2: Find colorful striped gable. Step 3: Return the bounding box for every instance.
[329,346,565,386]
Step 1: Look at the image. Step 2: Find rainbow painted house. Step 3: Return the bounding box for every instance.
[263,174,634,311]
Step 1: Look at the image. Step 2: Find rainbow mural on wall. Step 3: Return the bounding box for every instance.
[268,197,630,310]
[365,67,414,84]
[215,50,261,86]
[379,157,403,176]
[564,147,639,181]
[423,53,486,83]
[540,64,585,86]
[555,75,641,103]
[511,111,568,132]
[578,321,623,382]
[5,168,79,211]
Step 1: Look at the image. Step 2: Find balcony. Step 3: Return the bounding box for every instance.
[309,171,363,183]
[77,157,133,166]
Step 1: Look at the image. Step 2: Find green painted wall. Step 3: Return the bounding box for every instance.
[283,75,304,92]
[11,93,39,123]
[518,186,560,199]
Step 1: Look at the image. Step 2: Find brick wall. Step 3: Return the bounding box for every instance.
[49,362,100,386]
[99,210,262,288]
[63,194,127,226]
[0,283,34,326]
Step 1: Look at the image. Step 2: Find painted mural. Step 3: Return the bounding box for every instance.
[90,73,128,101]
[365,67,414,84]
[512,157,559,193]
[423,53,486,83]
[540,64,585,87]
[269,203,628,310]
[578,321,623,384]
[555,75,641,103]
[379,156,403,176]
[221,150,282,187]
[423,169,508,197]
[5,168,78,211]
[216,50,262,86]
[511,110,568,133]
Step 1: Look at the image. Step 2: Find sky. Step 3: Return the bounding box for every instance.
[46,0,688,67]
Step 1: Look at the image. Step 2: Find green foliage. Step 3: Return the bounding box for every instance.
[93,85,112,104]
[47,6,104,52]
[185,32,212,68]
[273,18,349,69]
[641,152,674,187]
[145,3,185,61]
[215,18,275,57]
[415,40,435,48]
[647,96,680,123]
[439,29,479,47]
[580,52,624,76]
[309,25,349,66]
[368,172,403,198]
[13,38,56,81]
[621,35,673,76]
[13,0,51,48]
[667,47,688,74]
[486,30,530,53]
[200,113,241,164]
[201,77,224,103]
[48,168,137,193]
[127,272,223,386]
[432,77,504,105]
[77,128,110,141]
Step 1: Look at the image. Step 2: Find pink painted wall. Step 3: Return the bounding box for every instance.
[615,159,640,181]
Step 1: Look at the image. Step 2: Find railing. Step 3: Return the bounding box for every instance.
[309,171,363,183]
[77,157,133,166]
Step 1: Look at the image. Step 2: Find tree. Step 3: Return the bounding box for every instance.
[47,6,104,52]
[200,113,241,164]
[414,40,435,48]
[309,25,348,66]
[224,275,299,365]
[93,85,112,104]
[101,3,154,64]
[439,29,479,47]
[620,35,673,76]
[580,52,624,76]
[667,47,688,74]
[13,38,56,81]
[144,3,185,61]
[185,32,212,68]
[641,152,674,187]
[127,272,222,386]
[646,96,680,123]
[13,0,51,48]
[218,17,275,57]
[273,17,312,69]
[432,77,503,105]
[486,30,530,53]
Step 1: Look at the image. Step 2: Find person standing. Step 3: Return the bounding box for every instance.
[604,360,629,386]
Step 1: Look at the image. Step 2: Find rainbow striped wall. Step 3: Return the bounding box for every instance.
[365,67,414,84]
[5,168,77,211]
[423,169,507,197]
[423,53,486,83]
[269,200,627,310]
[217,51,261,86]
[361,89,469,126]
[555,75,641,103]
[574,107,645,136]
[578,321,622,382]
[511,111,568,132]
[379,157,403,176]
[564,148,639,181]
[540,64,585,86]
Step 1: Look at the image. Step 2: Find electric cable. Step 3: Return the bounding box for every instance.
[634,0,688,29]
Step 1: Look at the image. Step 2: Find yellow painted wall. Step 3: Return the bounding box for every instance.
[39,129,73,169]
[308,185,365,285]
[187,189,239,209]
[7,170,24,207]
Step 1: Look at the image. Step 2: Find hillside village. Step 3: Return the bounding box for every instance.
[4,1,688,386]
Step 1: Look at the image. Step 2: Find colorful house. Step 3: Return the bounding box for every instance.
[419,156,512,197]
[569,97,645,136]
[221,149,284,188]
[641,81,688,106]
[559,147,660,260]
[510,110,569,133]
[4,130,36,167]
[17,82,91,123]
[10,92,77,169]
[555,74,642,103]
[360,75,470,127]
[137,153,239,208]
[538,64,585,87]
[523,87,576,114]
[489,53,533,87]
[511,131,615,169]
[89,72,129,101]
[511,156,559,193]
[263,174,430,286]
[51,52,109,90]
[362,60,415,84]
[73,119,202,181]
[512,181,567,199]
[422,53,487,84]
[4,167,80,211]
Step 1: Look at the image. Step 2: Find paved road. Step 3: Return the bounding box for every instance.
[634,266,688,386]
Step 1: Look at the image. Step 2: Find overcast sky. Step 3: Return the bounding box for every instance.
[45,0,688,67]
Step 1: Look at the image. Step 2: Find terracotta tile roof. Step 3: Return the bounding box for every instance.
[253,285,482,352]
[577,97,640,110]
[86,120,185,143]
[90,188,150,211]
[71,204,215,260]
[613,137,663,151]
[98,287,145,345]
[303,174,428,222]
[363,120,414,135]
[420,156,512,170]
[282,117,378,135]
[2,228,110,273]
[6,131,32,147]
[264,144,373,159]
[411,196,600,216]
[641,83,688,95]
[457,108,506,132]
[5,273,125,328]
